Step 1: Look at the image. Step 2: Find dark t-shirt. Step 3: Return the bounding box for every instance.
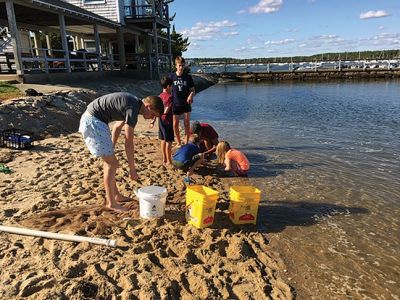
[169,72,194,107]
[86,92,142,127]
[159,91,173,124]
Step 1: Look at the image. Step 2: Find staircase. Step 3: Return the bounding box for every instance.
[0,26,16,74]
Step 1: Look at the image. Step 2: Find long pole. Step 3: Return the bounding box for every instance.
[0,225,117,247]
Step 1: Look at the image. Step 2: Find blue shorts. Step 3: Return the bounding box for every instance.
[78,112,114,157]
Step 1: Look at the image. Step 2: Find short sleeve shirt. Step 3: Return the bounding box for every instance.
[169,72,194,107]
[86,92,142,127]
[226,149,250,171]
[159,91,173,124]
[172,143,200,164]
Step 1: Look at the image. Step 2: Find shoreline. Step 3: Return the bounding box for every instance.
[0,78,293,299]
[197,69,400,82]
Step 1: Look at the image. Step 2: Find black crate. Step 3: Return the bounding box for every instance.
[0,129,34,150]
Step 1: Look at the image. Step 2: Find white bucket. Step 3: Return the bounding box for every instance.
[135,186,167,219]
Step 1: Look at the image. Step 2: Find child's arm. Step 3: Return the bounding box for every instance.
[149,117,156,128]
[112,121,125,146]
[164,104,171,115]
[187,87,195,104]
[123,124,138,181]
[224,156,231,171]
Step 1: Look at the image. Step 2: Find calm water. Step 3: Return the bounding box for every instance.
[192,80,400,299]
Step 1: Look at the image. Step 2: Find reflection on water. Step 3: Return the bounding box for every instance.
[192,79,400,299]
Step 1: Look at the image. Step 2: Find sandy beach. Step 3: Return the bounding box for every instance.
[0,78,293,299]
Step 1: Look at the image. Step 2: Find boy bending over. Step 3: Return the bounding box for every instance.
[79,92,164,212]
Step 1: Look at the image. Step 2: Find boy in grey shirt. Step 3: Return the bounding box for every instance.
[79,92,164,212]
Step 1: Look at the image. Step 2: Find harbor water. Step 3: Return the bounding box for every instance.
[192,79,400,299]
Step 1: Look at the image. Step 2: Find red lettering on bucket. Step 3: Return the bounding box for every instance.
[203,216,214,224]
[239,213,255,221]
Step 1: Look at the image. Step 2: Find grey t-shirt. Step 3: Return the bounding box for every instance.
[86,92,142,127]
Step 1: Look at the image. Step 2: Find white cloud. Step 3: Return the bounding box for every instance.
[265,38,295,45]
[378,25,385,30]
[247,0,283,14]
[359,32,400,46]
[223,31,239,37]
[180,20,238,42]
[360,10,390,19]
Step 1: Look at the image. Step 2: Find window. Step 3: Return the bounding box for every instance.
[83,0,106,4]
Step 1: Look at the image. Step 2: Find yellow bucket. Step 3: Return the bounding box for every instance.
[186,185,218,229]
[229,186,261,224]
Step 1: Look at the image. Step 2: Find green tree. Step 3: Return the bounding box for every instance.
[171,25,189,59]
[39,32,62,51]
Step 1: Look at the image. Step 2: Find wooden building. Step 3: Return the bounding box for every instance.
[0,0,173,81]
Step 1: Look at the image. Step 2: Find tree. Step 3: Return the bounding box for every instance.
[171,25,189,59]
[39,32,62,51]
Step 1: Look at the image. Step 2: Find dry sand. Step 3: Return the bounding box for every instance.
[0,79,293,299]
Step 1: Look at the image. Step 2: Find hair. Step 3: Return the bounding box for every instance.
[216,141,231,165]
[143,95,164,116]
[189,133,201,145]
[175,56,185,65]
[191,121,202,134]
[160,76,173,89]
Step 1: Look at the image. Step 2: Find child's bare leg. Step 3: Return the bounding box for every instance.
[187,156,204,176]
[184,112,190,144]
[230,160,240,176]
[166,141,172,165]
[102,155,128,211]
[161,140,167,163]
[173,115,181,145]
[114,182,130,202]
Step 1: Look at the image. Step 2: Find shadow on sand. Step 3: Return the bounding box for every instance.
[209,200,369,234]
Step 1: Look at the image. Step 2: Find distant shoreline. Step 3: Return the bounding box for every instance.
[195,69,400,83]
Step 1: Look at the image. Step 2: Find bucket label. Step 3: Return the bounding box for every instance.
[239,213,255,221]
[203,216,214,224]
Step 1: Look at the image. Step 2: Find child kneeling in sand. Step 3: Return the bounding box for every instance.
[172,134,204,178]
[216,141,250,177]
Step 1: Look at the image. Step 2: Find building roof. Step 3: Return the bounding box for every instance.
[30,0,120,27]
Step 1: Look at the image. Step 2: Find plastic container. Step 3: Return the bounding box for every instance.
[135,186,167,219]
[229,186,261,224]
[186,185,218,229]
[0,128,33,150]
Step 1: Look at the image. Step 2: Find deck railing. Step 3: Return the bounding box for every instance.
[6,48,119,73]
[0,47,171,74]
[124,1,169,21]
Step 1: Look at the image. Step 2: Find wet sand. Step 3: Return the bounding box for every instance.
[0,82,292,299]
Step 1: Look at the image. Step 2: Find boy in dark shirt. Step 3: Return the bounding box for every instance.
[169,56,195,145]
[191,121,219,157]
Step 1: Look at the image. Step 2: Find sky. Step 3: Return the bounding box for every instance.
[169,0,400,59]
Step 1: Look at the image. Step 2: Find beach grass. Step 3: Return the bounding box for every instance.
[0,82,23,101]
